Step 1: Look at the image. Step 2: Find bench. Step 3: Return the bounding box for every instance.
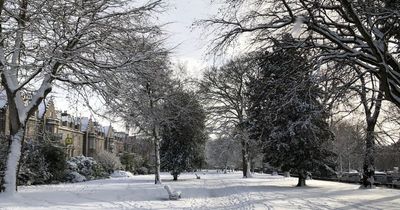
[164,185,181,200]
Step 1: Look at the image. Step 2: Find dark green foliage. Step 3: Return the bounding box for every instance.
[3,135,67,186]
[120,152,135,172]
[160,90,207,180]
[247,39,335,186]
[18,140,52,185]
[42,142,67,183]
[136,166,149,175]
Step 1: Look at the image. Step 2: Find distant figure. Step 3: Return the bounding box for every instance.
[367,173,375,188]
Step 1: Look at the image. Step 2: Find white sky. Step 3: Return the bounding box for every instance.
[160,0,219,78]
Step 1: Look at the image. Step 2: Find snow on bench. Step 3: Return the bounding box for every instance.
[164,185,181,200]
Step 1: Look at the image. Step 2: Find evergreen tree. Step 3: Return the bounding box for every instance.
[248,39,335,186]
[160,90,207,181]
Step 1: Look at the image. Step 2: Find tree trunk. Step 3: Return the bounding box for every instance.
[362,122,376,188]
[154,138,161,184]
[246,153,252,178]
[153,125,161,184]
[353,72,383,188]
[3,128,25,194]
[241,137,251,178]
[297,176,306,187]
[359,84,382,188]
[297,169,306,187]
[241,140,247,177]
[173,173,178,181]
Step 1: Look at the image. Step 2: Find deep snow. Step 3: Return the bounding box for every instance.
[1,171,400,209]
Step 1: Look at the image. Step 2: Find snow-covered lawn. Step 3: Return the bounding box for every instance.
[1,171,400,209]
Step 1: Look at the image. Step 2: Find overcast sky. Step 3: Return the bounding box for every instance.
[160,0,219,78]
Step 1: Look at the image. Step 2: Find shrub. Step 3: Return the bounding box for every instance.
[18,140,52,185]
[65,171,86,183]
[120,152,135,172]
[95,151,122,174]
[6,138,66,186]
[41,142,67,183]
[65,156,107,182]
[110,170,134,178]
[136,167,149,175]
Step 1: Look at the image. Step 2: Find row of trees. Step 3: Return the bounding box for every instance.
[199,0,400,187]
[200,38,334,186]
[0,0,207,193]
[1,0,400,193]
[0,0,168,194]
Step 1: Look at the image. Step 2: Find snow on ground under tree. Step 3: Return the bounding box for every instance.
[1,171,400,209]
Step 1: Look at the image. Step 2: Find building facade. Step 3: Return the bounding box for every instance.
[0,95,134,158]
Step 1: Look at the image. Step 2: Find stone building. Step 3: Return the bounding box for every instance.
[80,118,108,157]
[104,125,114,153]
[0,91,131,158]
[114,132,128,155]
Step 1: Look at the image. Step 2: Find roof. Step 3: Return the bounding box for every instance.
[38,101,46,118]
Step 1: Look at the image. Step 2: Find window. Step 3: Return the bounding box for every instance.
[89,138,96,149]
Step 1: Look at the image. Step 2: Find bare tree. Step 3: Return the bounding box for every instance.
[202,0,400,107]
[206,134,241,171]
[332,121,365,173]
[201,0,400,187]
[97,44,173,184]
[0,0,164,194]
[199,55,257,178]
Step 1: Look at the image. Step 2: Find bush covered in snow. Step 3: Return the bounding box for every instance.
[95,151,122,174]
[2,137,67,186]
[65,156,107,182]
[64,171,86,183]
[110,170,134,178]
[18,140,52,185]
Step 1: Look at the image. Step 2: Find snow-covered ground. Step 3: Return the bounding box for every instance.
[1,171,400,209]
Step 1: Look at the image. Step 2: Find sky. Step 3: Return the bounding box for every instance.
[159,0,220,78]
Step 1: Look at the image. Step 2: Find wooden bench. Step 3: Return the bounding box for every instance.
[164,185,181,200]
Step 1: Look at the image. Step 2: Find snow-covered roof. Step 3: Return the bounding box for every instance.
[38,101,46,118]
[0,90,7,109]
[80,117,89,132]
